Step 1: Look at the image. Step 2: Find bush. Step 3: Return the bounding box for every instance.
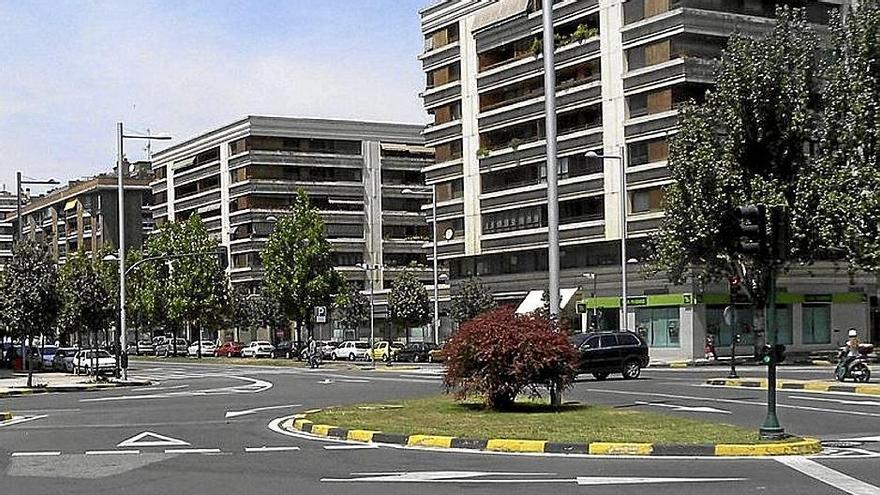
[442,306,579,410]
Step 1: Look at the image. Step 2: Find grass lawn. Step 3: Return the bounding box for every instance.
[307,395,787,445]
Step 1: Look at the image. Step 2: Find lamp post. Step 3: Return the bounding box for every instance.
[541,2,560,317]
[115,123,171,377]
[585,148,627,329]
[357,262,383,369]
[401,185,441,344]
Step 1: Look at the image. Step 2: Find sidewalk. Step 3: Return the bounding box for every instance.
[0,371,150,397]
[706,377,880,396]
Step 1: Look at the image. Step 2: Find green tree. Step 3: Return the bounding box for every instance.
[797,3,880,272]
[262,189,341,341]
[0,240,60,387]
[648,8,823,301]
[335,281,369,336]
[388,264,431,342]
[450,277,496,325]
[57,251,116,351]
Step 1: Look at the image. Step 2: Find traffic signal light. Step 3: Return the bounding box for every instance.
[759,344,786,364]
[773,344,786,364]
[730,205,767,257]
[216,245,229,270]
[728,275,742,294]
[768,205,790,263]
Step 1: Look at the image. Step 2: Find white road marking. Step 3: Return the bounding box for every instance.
[318,379,334,384]
[81,375,272,402]
[842,436,880,442]
[337,379,371,383]
[11,451,61,457]
[164,448,222,454]
[0,415,48,427]
[777,456,880,495]
[635,401,730,414]
[137,384,190,392]
[225,404,301,418]
[324,445,380,450]
[244,446,301,453]
[117,431,190,448]
[85,450,140,455]
[321,471,745,485]
[790,396,880,407]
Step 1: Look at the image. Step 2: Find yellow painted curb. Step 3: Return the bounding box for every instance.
[486,439,546,453]
[293,418,313,430]
[589,442,653,455]
[714,438,821,457]
[0,412,12,421]
[803,382,830,392]
[669,362,689,368]
[855,386,880,396]
[347,430,380,442]
[408,435,455,448]
[310,424,336,437]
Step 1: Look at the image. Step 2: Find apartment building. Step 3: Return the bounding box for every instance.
[150,116,435,342]
[0,190,17,267]
[418,0,875,360]
[12,164,154,263]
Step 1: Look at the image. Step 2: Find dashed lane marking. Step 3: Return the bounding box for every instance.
[244,446,301,453]
[11,452,61,457]
[324,445,380,450]
[163,448,222,454]
[85,450,140,455]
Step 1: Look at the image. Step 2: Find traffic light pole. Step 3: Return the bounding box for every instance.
[760,268,785,440]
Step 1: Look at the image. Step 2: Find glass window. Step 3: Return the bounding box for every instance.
[630,187,665,213]
[802,304,831,344]
[599,335,619,348]
[583,336,600,349]
[635,307,680,348]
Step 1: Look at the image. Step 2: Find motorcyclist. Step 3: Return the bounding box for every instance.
[844,329,861,366]
[307,337,319,368]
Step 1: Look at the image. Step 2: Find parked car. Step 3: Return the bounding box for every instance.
[371,341,405,362]
[272,341,301,359]
[427,345,446,363]
[135,340,155,355]
[332,341,372,361]
[52,347,80,372]
[571,331,650,380]
[155,338,188,357]
[241,341,274,359]
[319,341,340,359]
[39,345,59,370]
[5,345,42,371]
[215,341,244,358]
[187,341,217,357]
[394,342,439,363]
[72,349,118,375]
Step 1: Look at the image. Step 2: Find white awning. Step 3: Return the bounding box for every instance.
[516,288,579,315]
[380,142,433,154]
[473,0,529,31]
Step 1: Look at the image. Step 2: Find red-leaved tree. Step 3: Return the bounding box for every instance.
[442,306,579,410]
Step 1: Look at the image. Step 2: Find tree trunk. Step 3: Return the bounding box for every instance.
[549,380,563,409]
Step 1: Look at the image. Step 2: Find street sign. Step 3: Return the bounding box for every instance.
[315,306,327,324]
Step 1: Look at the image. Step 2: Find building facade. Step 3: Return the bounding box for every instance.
[0,190,17,267]
[150,116,436,342]
[418,0,875,360]
[11,170,154,264]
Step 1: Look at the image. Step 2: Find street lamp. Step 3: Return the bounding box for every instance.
[357,262,383,368]
[401,185,442,344]
[15,173,59,241]
[586,148,628,329]
[115,123,171,377]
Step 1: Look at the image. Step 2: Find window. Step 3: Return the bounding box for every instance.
[430,102,461,125]
[325,223,363,239]
[426,62,460,88]
[154,191,168,204]
[424,23,459,51]
[630,187,665,213]
[174,175,220,199]
[383,197,423,213]
[559,197,604,224]
[599,335,619,348]
[627,84,709,119]
[435,179,463,202]
[482,206,545,234]
[436,217,464,240]
[382,169,423,186]
[635,307,680,348]
[175,147,220,172]
[228,136,361,156]
[232,165,362,183]
[434,140,462,163]
[626,34,725,71]
[154,166,166,179]
[628,138,669,166]
[802,304,831,344]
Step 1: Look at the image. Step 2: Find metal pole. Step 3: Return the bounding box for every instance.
[542,2,560,317]
[116,122,126,379]
[619,145,628,330]
[760,269,784,439]
[592,275,598,330]
[15,171,21,241]
[369,267,375,367]
[432,185,439,344]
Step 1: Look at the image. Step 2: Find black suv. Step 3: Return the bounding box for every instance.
[571,331,650,380]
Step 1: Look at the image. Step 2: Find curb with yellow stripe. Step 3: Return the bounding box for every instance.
[706,378,880,396]
[0,380,152,398]
[285,416,821,457]
[0,411,12,422]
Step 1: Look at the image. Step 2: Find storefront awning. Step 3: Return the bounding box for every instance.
[516,288,579,315]
[63,199,78,212]
[473,0,529,31]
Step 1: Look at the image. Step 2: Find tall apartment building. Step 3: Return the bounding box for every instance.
[12,165,154,263]
[0,190,17,267]
[150,116,435,341]
[419,0,875,360]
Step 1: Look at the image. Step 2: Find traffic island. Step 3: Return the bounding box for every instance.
[0,411,12,421]
[281,396,820,457]
[0,379,151,398]
[706,378,880,396]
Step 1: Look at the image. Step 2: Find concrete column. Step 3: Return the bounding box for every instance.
[460,16,482,257]
[219,141,232,279]
[598,0,627,241]
[363,140,384,289]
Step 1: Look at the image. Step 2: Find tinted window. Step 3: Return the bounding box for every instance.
[583,336,600,349]
[600,335,619,347]
[618,333,641,346]
[355,343,371,349]
[570,334,589,348]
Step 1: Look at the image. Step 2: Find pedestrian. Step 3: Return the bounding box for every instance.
[704,334,717,361]
[120,348,129,381]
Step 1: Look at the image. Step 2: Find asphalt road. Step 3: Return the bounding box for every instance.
[1,360,879,495]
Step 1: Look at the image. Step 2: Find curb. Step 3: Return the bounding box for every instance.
[0,380,151,398]
[706,378,880,396]
[0,411,12,421]
[284,414,821,457]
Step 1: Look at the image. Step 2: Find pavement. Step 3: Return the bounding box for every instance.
[1,360,879,494]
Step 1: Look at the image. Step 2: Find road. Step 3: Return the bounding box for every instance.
[1,360,879,495]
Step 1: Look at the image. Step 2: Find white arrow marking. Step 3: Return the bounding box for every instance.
[576,477,745,486]
[225,404,301,418]
[791,396,880,407]
[841,436,880,443]
[321,471,745,485]
[117,431,190,448]
[0,415,48,427]
[635,401,731,414]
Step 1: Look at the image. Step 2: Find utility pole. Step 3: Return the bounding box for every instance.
[542,0,559,318]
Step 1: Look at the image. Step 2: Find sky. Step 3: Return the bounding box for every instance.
[0,0,430,194]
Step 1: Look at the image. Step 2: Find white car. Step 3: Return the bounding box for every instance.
[331,341,371,361]
[241,341,274,359]
[187,341,217,357]
[72,349,118,375]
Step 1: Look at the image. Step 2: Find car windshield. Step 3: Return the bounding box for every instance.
[570,334,589,348]
[354,343,371,349]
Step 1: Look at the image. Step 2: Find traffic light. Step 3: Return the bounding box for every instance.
[768,205,790,263]
[728,275,742,295]
[730,205,767,257]
[773,344,786,364]
[759,344,786,364]
[216,245,229,270]
[760,344,773,364]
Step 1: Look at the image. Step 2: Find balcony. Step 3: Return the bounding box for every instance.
[478,39,600,91]
[478,83,601,130]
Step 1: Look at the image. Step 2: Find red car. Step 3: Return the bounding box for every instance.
[215,342,243,357]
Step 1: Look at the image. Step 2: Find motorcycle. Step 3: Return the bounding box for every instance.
[834,344,873,383]
[306,350,322,369]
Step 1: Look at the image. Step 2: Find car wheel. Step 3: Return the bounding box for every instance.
[413,355,421,363]
[349,353,356,361]
[592,371,609,381]
[381,354,389,362]
[853,363,871,383]
[622,359,641,380]
[427,354,433,363]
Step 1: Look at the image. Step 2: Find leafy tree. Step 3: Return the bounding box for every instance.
[0,240,60,386]
[443,306,578,410]
[648,8,823,303]
[388,264,431,342]
[797,3,880,272]
[450,277,496,325]
[335,281,369,335]
[262,189,341,341]
[57,251,116,351]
